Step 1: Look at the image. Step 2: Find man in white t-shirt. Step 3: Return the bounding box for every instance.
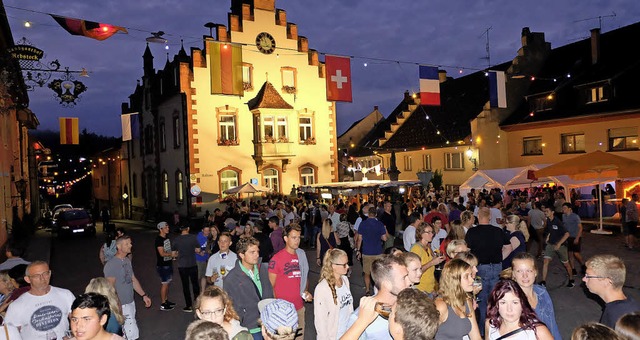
[4,261,75,339]
[205,232,238,288]
[402,212,422,252]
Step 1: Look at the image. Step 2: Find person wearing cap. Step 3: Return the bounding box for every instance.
[224,237,274,338]
[206,232,237,289]
[259,299,299,340]
[172,224,202,312]
[268,223,312,337]
[155,221,176,311]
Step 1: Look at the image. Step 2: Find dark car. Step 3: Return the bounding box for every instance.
[54,208,96,237]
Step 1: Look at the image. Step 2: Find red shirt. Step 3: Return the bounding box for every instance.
[268,249,303,310]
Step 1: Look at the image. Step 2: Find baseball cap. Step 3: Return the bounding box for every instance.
[224,218,238,230]
[157,221,168,230]
[258,299,298,335]
[245,220,255,227]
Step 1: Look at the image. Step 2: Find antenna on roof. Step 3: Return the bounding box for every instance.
[573,12,616,30]
[479,27,492,68]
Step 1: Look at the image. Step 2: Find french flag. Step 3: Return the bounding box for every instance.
[419,66,440,106]
[489,71,507,108]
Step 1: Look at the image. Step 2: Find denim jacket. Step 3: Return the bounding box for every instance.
[533,284,562,340]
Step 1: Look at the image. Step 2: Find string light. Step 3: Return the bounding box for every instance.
[23,20,31,27]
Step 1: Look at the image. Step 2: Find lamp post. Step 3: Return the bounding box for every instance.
[13,178,27,216]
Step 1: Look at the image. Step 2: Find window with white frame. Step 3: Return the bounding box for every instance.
[301,167,315,185]
[561,133,585,153]
[242,63,253,91]
[176,171,184,204]
[609,127,639,151]
[263,116,275,140]
[422,154,432,170]
[281,67,296,93]
[219,115,236,142]
[264,168,279,192]
[445,152,464,170]
[220,170,239,196]
[162,171,169,201]
[523,136,543,155]
[299,117,312,141]
[403,155,412,171]
[277,117,288,140]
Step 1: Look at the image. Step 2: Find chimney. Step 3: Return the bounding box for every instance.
[374,105,379,111]
[121,103,129,114]
[591,28,600,65]
[216,25,228,42]
[438,70,447,83]
[403,90,411,101]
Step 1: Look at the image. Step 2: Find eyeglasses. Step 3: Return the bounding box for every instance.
[332,262,349,268]
[198,307,226,318]
[584,275,607,280]
[28,270,52,280]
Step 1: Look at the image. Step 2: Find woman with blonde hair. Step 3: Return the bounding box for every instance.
[410,223,445,294]
[316,219,340,266]
[445,239,469,261]
[434,259,482,340]
[194,286,251,339]
[85,277,125,336]
[314,248,353,339]
[502,214,528,269]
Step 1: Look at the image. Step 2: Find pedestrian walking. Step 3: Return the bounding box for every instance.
[155,221,176,311]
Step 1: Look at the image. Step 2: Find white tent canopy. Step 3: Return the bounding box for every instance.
[459,164,602,197]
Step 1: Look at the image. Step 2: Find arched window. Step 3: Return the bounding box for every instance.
[264,168,279,192]
[162,171,169,201]
[220,170,239,196]
[301,167,315,185]
[176,171,184,204]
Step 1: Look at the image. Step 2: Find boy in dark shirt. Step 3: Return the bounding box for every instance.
[541,207,574,287]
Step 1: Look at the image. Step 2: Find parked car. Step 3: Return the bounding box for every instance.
[54,208,96,237]
[51,204,73,229]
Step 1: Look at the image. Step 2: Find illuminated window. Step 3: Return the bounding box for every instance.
[162,171,169,201]
[609,127,639,151]
[445,152,464,170]
[264,168,279,192]
[523,137,543,155]
[301,167,315,185]
[176,171,184,204]
[403,155,412,171]
[422,154,432,171]
[561,133,585,153]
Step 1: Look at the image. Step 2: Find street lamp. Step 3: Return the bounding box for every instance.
[466,148,478,171]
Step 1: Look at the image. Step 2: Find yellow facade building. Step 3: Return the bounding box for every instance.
[123,0,338,219]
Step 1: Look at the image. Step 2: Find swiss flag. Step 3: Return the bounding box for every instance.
[325,55,353,102]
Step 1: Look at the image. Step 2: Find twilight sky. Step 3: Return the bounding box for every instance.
[5,0,640,137]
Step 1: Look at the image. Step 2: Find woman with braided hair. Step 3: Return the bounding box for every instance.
[314,248,353,340]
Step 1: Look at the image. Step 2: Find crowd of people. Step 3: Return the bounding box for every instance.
[0,184,639,339]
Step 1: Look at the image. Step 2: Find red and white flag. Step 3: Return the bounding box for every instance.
[325,55,352,102]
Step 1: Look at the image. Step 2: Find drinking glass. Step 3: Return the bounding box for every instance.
[219,265,227,276]
[472,276,483,301]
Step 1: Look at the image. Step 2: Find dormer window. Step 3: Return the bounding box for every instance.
[529,95,553,112]
[586,85,608,103]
